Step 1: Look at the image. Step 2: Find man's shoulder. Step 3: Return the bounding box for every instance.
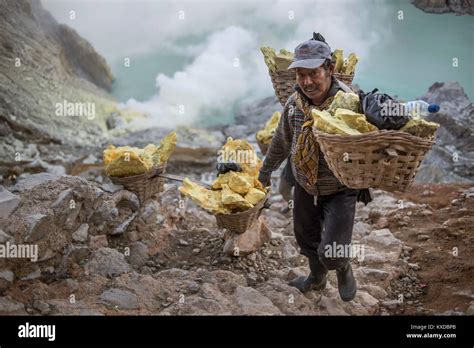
[284,92,298,109]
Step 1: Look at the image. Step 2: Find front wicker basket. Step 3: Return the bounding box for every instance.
[215,195,269,234]
[109,164,167,202]
[314,129,435,192]
[269,70,354,106]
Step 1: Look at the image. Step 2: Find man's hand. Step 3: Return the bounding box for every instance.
[258,170,272,188]
[216,162,242,175]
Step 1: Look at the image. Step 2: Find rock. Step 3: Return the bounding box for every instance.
[381,299,399,310]
[360,268,390,282]
[21,267,42,281]
[223,216,272,256]
[106,112,125,130]
[128,242,149,268]
[287,267,307,281]
[187,281,200,294]
[0,269,14,294]
[376,217,389,229]
[0,186,20,218]
[50,188,74,209]
[319,296,348,315]
[0,229,13,243]
[85,248,132,278]
[352,221,371,237]
[24,213,53,242]
[361,229,402,253]
[33,300,51,314]
[466,302,474,315]
[281,241,299,259]
[12,173,59,193]
[417,234,430,241]
[23,159,66,176]
[411,0,474,15]
[99,288,139,310]
[234,96,281,134]
[0,296,26,314]
[178,239,189,246]
[72,223,89,243]
[111,212,138,236]
[234,286,281,315]
[142,200,160,224]
[416,82,474,183]
[89,235,109,249]
[101,183,123,193]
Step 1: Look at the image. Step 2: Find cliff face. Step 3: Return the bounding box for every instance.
[411,0,474,15]
[415,82,474,183]
[0,0,123,176]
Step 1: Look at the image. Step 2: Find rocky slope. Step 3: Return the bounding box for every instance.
[1,173,472,315]
[412,0,474,15]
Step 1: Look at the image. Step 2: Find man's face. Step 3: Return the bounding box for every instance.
[296,65,334,103]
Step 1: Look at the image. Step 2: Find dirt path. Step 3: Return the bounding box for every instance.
[387,184,474,314]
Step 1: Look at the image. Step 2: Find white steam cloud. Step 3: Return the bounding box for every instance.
[42,0,391,128]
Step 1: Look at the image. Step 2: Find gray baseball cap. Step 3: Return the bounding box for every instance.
[288,39,332,70]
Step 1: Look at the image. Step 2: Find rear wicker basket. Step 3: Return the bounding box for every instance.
[215,195,269,234]
[269,70,354,106]
[109,164,166,202]
[314,129,435,192]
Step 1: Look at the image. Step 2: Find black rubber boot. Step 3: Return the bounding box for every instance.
[289,256,328,293]
[336,263,357,302]
[289,272,327,293]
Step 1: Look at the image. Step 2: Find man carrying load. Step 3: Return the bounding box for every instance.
[258,33,410,301]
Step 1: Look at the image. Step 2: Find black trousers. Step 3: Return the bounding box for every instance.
[293,181,358,274]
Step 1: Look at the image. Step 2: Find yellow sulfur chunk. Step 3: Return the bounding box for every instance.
[220,137,262,178]
[104,146,154,177]
[260,46,277,73]
[400,119,439,139]
[334,109,378,133]
[221,184,254,211]
[153,131,177,166]
[228,171,253,194]
[328,91,360,115]
[178,178,231,215]
[256,111,281,145]
[343,53,358,75]
[103,132,177,177]
[212,171,233,190]
[274,49,294,71]
[312,109,362,136]
[333,49,344,73]
[244,188,266,205]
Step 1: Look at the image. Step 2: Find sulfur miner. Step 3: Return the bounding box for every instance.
[103,131,177,177]
[258,32,422,303]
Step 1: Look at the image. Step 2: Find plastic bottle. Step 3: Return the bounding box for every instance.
[404,100,440,118]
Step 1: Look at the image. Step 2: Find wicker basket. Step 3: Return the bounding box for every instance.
[256,139,270,155]
[215,195,269,234]
[109,164,167,202]
[314,129,435,192]
[269,70,354,106]
[333,72,354,86]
